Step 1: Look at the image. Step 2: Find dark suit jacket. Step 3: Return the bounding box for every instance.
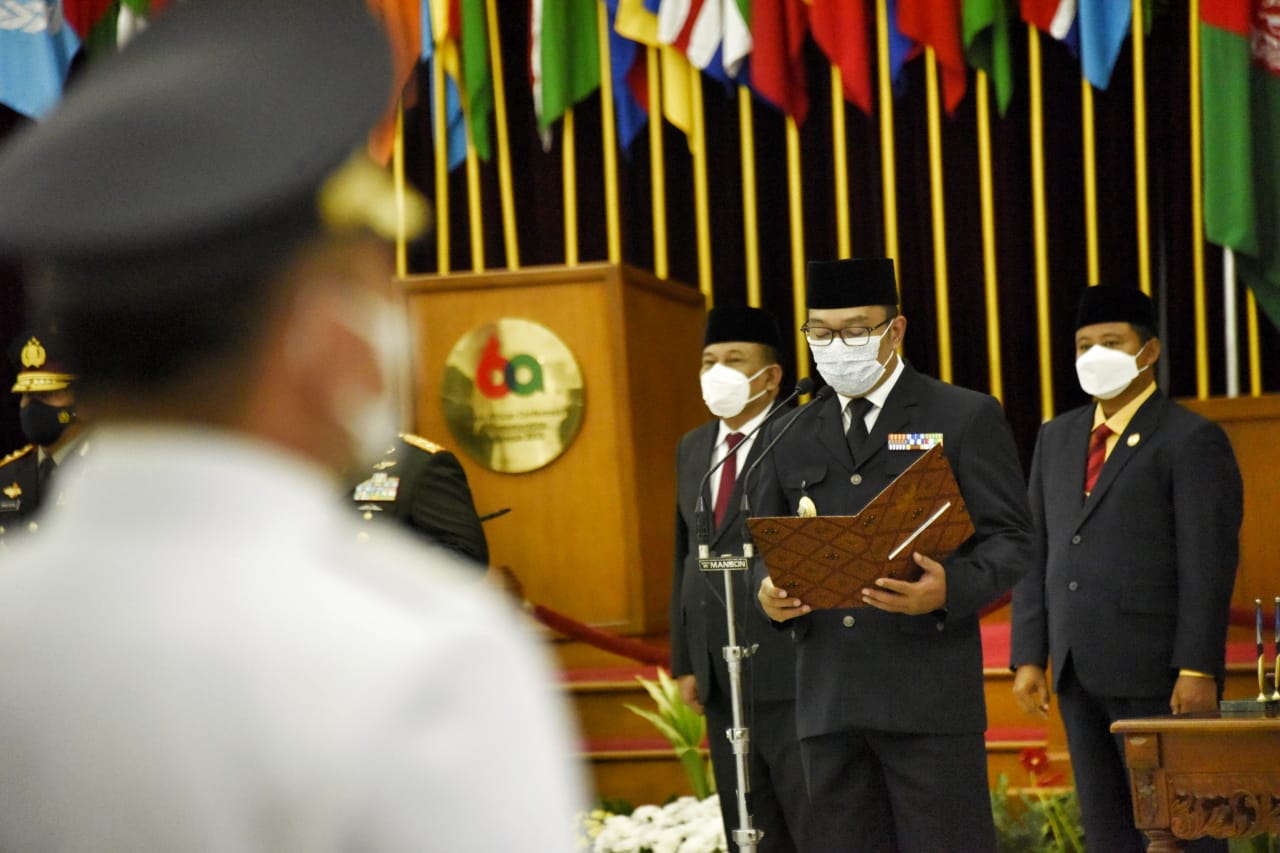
[0,445,40,543]
[672,410,798,706]
[750,365,1034,737]
[1010,390,1242,697]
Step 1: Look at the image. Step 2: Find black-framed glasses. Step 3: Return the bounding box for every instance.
[801,318,892,347]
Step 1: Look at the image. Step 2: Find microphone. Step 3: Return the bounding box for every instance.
[694,377,818,554]
[738,384,836,518]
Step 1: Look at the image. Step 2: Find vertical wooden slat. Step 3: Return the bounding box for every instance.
[1132,0,1152,296]
[739,86,761,306]
[647,46,668,279]
[786,116,808,382]
[393,105,408,278]
[1247,292,1263,395]
[563,108,579,265]
[596,1,621,264]
[975,72,1004,402]
[1189,0,1208,397]
[486,0,519,268]
[924,49,952,383]
[692,74,713,302]
[831,66,851,259]
[1081,79,1099,284]
[464,140,485,271]
[432,59,451,274]
[1029,25,1054,422]
[875,0,899,264]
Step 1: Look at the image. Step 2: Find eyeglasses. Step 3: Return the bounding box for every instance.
[801,318,892,347]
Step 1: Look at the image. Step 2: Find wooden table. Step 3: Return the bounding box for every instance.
[1111,712,1280,852]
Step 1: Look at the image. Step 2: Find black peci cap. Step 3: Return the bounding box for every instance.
[807,258,899,310]
[0,0,394,259]
[1075,285,1156,332]
[704,306,782,349]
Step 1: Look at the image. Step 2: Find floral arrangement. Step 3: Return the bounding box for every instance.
[579,796,727,853]
[990,747,1083,852]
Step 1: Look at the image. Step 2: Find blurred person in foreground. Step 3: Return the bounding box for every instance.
[0,1,585,851]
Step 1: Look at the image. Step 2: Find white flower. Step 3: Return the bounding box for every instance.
[587,795,726,853]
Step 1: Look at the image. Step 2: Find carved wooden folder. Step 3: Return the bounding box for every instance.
[747,445,975,609]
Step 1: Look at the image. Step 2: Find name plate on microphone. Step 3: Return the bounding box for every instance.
[700,556,750,573]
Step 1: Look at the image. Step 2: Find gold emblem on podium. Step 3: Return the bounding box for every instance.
[442,318,585,473]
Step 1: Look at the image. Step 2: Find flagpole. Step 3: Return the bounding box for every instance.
[924,48,952,384]
[975,72,1004,402]
[393,105,408,278]
[739,86,761,306]
[464,139,485,271]
[432,58,451,274]
[486,0,520,268]
[647,46,669,279]
[1029,24,1054,421]
[1224,248,1239,397]
[1189,0,1208,398]
[692,71,713,303]
[831,67,851,259]
[786,116,808,383]
[1247,291,1262,394]
[596,1,622,264]
[1131,0,1152,296]
[1081,79,1099,284]
[875,0,900,264]
[563,108,579,266]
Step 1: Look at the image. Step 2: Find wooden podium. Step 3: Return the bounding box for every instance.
[398,263,707,635]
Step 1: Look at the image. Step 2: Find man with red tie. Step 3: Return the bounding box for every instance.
[1011,285,1243,852]
[671,305,811,852]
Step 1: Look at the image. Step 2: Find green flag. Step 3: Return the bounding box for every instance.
[963,0,1014,116]
[532,0,602,133]
[460,0,493,161]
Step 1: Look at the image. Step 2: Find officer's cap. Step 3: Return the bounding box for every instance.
[9,330,74,394]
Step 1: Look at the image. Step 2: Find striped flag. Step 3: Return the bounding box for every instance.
[0,0,81,118]
[616,0,698,141]
[1020,0,1076,41]
[1201,0,1280,326]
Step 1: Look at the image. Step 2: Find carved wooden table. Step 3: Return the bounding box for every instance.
[1111,713,1280,852]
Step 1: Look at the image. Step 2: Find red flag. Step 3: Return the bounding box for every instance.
[810,0,873,114]
[751,0,811,123]
[897,0,967,114]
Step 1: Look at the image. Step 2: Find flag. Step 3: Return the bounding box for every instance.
[1020,0,1075,41]
[750,0,810,122]
[963,0,1015,114]
[810,0,873,114]
[421,0,467,171]
[368,0,423,163]
[458,0,493,161]
[530,0,601,134]
[886,0,918,87]
[606,0,650,150]
[1077,0,1131,90]
[0,0,80,118]
[616,0,698,140]
[898,0,967,114]
[1201,0,1280,327]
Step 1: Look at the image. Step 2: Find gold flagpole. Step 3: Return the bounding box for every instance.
[786,116,808,381]
[563,108,579,266]
[1081,80,1099,284]
[1029,25,1054,421]
[1132,0,1151,296]
[924,49,952,383]
[464,139,485,271]
[432,60,451,274]
[975,72,1004,401]
[393,105,408,278]
[692,72,713,302]
[739,86,761,305]
[596,1,622,264]
[486,0,520,268]
[1189,0,1207,397]
[647,47,668,278]
[876,0,899,263]
[831,66,851,258]
[1248,293,1262,394]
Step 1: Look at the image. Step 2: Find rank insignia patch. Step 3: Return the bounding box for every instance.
[353,473,400,502]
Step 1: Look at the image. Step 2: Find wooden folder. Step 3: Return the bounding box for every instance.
[746,445,975,609]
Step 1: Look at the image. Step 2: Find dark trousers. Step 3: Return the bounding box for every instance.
[1057,660,1226,853]
[800,728,995,853]
[706,697,812,853]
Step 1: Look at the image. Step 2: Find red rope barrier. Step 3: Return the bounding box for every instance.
[527,603,670,667]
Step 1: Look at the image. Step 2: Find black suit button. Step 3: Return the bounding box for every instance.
[1070,534,1082,545]
[1068,581,1079,591]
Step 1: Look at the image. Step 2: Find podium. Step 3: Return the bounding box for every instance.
[398,263,707,634]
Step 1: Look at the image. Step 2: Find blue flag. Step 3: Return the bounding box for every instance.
[1079,0,1131,90]
[0,0,80,118]
[606,0,648,151]
[420,0,466,172]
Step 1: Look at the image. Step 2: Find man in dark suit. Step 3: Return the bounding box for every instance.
[353,433,490,567]
[1,329,85,544]
[752,258,1034,852]
[672,305,811,852]
[1010,286,1242,853]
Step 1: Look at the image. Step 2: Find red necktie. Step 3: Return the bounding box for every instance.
[1084,423,1113,497]
[714,432,745,529]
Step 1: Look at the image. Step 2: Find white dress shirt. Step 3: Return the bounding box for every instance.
[837,354,906,435]
[709,404,772,508]
[0,425,586,852]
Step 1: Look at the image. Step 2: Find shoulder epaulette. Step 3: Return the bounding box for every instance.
[400,433,444,454]
[0,445,34,468]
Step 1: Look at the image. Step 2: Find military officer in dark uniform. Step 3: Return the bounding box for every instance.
[352,432,490,567]
[1,330,85,543]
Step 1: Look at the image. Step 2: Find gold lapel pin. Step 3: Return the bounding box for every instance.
[1127,433,1141,447]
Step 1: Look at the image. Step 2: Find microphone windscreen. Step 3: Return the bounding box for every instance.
[794,376,817,396]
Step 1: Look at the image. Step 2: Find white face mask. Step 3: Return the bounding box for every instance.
[700,363,767,419]
[810,331,888,398]
[1075,343,1148,400]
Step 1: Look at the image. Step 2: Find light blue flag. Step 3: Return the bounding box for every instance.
[1078,0,1131,90]
[420,0,466,172]
[0,0,80,118]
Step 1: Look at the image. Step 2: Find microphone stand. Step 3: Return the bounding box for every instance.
[693,380,825,853]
